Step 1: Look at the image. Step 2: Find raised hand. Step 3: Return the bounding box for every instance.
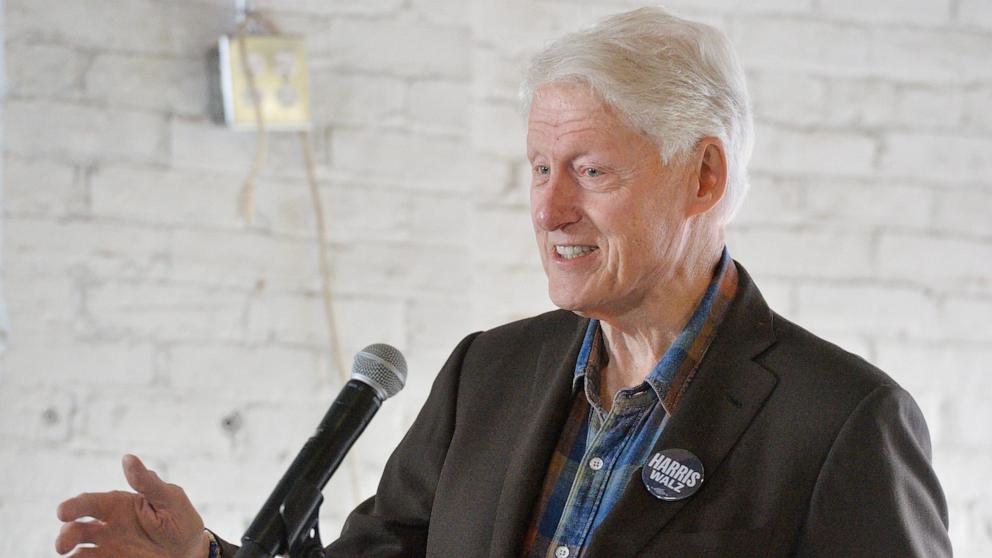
[56,454,210,558]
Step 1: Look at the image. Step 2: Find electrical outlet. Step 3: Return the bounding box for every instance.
[219,34,312,130]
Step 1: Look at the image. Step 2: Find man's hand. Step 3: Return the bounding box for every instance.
[56,454,210,558]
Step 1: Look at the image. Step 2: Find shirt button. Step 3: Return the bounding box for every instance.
[555,546,570,558]
[589,457,604,471]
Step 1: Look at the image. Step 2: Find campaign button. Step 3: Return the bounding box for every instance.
[641,448,704,501]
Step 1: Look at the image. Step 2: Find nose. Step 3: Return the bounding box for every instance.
[532,173,581,232]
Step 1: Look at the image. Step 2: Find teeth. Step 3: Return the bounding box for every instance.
[555,245,597,260]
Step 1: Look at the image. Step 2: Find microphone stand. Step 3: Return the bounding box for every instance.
[282,480,326,558]
[234,382,383,558]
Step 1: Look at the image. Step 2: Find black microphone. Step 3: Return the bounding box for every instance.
[235,344,407,558]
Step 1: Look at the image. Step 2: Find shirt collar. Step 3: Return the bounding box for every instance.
[572,247,739,415]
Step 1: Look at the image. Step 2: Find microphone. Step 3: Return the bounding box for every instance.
[235,344,408,558]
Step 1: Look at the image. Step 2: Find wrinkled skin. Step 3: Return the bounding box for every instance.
[56,454,209,558]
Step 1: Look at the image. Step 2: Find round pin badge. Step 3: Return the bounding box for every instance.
[641,448,704,501]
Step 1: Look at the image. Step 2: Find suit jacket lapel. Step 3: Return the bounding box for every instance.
[586,264,780,556]
[487,314,589,558]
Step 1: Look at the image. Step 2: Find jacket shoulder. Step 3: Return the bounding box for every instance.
[461,309,585,363]
[765,312,894,389]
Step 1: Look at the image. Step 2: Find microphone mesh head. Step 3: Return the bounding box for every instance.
[352,343,407,400]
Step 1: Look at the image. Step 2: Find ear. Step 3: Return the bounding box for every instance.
[684,137,728,218]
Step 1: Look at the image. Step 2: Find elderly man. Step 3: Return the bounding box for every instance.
[56,7,951,558]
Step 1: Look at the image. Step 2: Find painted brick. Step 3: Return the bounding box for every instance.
[964,86,992,131]
[166,343,322,399]
[727,227,874,279]
[83,282,247,342]
[749,70,826,127]
[84,53,208,116]
[332,241,470,297]
[90,165,244,227]
[330,129,475,193]
[803,180,932,228]
[472,47,525,103]
[877,233,992,286]
[258,179,412,241]
[408,193,472,243]
[5,100,168,165]
[472,154,520,204]
[894,86,968,132]
[870,27,992,84]
[734,17,871,75]
[933,188,992,237]
[253,0,404,16]
[168,228,320,291]
[938,296,992,342]
[471,205,537,268]
[4,218,171,281]
[0,386,76,444]
[471,102,528,158]
[875,341,989,396]
[6,0,230,57]
[1,334,155,388]
[730,173,804,226]
[410,0,467,26]
[407,295,473,355]
[958,0,992,31]
[170,117,316,177]
[245,292,405,356]
[884,28,992,83]
[77,389,231,455]
[750,124,876,176]
[2,156,82,217]
[819,0,951,25]
[4,42,88,99]
[1,274,79,335]
[470,267,554,329]
[795,283,939,338]
[879,132,992,184]
[409,80,471,135]
[821,78,898,130]
[310,18,471,79]
[309,72,407,128]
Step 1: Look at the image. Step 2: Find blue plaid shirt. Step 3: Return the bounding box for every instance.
[522,249,739,558]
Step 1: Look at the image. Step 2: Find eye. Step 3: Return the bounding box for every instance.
[582,167,603,178]
[534,164,550,176]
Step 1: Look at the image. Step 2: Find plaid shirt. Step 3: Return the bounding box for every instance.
[522,249,739,558]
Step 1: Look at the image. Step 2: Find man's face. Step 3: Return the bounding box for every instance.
[527,82,695,318]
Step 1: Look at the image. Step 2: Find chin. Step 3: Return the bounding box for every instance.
[547,288,590,314]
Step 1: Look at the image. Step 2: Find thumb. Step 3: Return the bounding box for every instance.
[122,454,172,505]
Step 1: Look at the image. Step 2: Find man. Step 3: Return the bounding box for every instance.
[55,7,951,557]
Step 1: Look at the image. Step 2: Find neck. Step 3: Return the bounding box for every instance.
[598,235,724,397]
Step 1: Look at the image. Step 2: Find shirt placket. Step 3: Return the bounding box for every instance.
[546,391,652,558]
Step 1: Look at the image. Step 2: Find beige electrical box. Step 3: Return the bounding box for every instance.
[219,34,312,130]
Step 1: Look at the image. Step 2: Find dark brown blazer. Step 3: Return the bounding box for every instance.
[220,263,951,557]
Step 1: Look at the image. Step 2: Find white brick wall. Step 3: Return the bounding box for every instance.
[1,1,990,556]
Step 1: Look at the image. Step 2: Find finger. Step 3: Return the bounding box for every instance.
[121,454,171,505]
[56,520,105,555]
[57,493,114,522]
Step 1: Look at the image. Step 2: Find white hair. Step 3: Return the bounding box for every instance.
[520,7,754,223]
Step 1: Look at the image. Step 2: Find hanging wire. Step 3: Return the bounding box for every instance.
[232,7,360,506]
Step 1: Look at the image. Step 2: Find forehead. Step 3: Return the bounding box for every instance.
[526,83,640,152]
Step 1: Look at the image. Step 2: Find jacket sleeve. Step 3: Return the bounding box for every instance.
[213,331,479,558]
[794,383,952,557]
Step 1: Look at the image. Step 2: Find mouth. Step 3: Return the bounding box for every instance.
[554,244,599,261]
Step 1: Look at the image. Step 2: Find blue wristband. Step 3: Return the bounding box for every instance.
[205,530,221,558]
